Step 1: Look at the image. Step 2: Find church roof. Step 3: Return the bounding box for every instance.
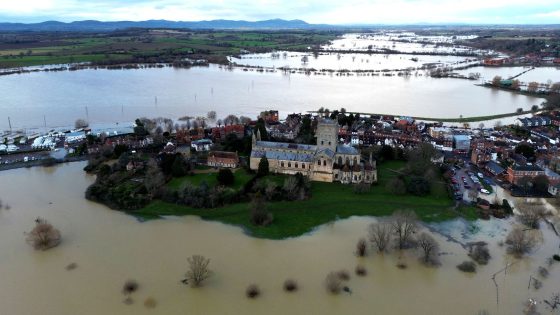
[251,150,314,162]
[255,141,316,151]
[336,144,359,155]
[316,148,336,158]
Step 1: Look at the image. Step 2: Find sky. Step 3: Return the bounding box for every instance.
[0,0,559,24]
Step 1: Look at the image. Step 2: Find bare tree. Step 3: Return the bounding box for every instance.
[391,210,418,249]
[491,75,502,86]
[417,232,440,266]
[551,83,560,94]
[240,116,252,124]
[206,111,217,121]
[25,217,61,250]
[527,81,539,93]
[216,119,223,127]
[518,201,547,229]
[506,227,537,258]
[368,221,392,252]
[224,114,240,126]
[75,118,89,129]
[355,238,367,257]
[184,255,212,287]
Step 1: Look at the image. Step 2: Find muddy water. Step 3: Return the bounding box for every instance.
[1,162,559,315]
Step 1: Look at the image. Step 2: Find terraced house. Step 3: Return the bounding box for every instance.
[250,119,377,184]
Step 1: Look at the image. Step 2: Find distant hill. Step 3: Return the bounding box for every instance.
[0,19,337,32]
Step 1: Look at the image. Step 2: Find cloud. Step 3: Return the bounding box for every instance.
[0,0,558,24]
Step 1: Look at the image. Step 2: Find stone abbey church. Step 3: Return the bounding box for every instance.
[250,119,377,184]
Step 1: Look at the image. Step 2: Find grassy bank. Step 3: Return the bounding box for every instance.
[135,161,477,239]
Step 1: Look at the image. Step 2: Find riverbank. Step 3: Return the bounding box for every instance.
[134,161,478,239]
[308,109,538,123]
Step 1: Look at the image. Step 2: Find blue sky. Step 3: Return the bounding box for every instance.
[0,0,559,24]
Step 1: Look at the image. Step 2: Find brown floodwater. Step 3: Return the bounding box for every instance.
[1,162,559,315]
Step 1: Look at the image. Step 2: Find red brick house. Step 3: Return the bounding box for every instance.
[506,163,545,185]
[207,151,239,168]
[211,124,245,140]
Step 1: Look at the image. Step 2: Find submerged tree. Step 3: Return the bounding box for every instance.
[184,255,212,287]
[417,232,440,266]
[25,217,61,250]
[506,227,537,258]
[368,221,392,252]
[391,210,418,249]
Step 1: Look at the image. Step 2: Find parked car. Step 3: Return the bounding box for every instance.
[479,188,490,194]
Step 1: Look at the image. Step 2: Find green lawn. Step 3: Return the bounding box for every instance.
[135,161,476,239]
[167,168,254,190]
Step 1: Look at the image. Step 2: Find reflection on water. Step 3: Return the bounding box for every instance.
[0,162,559,315]
[0,66,543,130]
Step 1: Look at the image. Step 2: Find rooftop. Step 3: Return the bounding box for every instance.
[255,141,316,151]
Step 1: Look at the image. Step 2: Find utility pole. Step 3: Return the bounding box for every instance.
[43,115,46,128]
[8,116,12,133]
[85,106,89,120]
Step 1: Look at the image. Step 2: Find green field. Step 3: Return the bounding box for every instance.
[135,161,477,239]
[0,30,339,68]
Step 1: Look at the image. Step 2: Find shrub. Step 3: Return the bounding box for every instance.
[539,266,549,278]
[336,270,350,281]
[469,243,491,265]
[386,177,407,195]
[457,261,476,273]
[122,280,139,295]
[283,279,298,292]
[355,265,367,276]
[185,255,212,287]
[505,227,537,258]
[217,169,235,186]
[246,284,261,298]
[353,182,370,194]
[325,272,342,294]
[533,279,543,290]
[144,297,157,308]
[249,193,273,226]
[407,177,431,196]
[355,238,367,257]
[25,217,61,250]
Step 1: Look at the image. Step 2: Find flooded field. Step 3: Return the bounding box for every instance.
[456,66,560,84]
[323,33,485,55]
[0,65,543,130]
[0,162,560,315]
[229,51,475,71]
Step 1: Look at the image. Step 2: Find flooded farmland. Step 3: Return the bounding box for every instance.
[0,65,544,130]
[1,162,560,315]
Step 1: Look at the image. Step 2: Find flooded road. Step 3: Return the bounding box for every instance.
[1,162,559,314]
